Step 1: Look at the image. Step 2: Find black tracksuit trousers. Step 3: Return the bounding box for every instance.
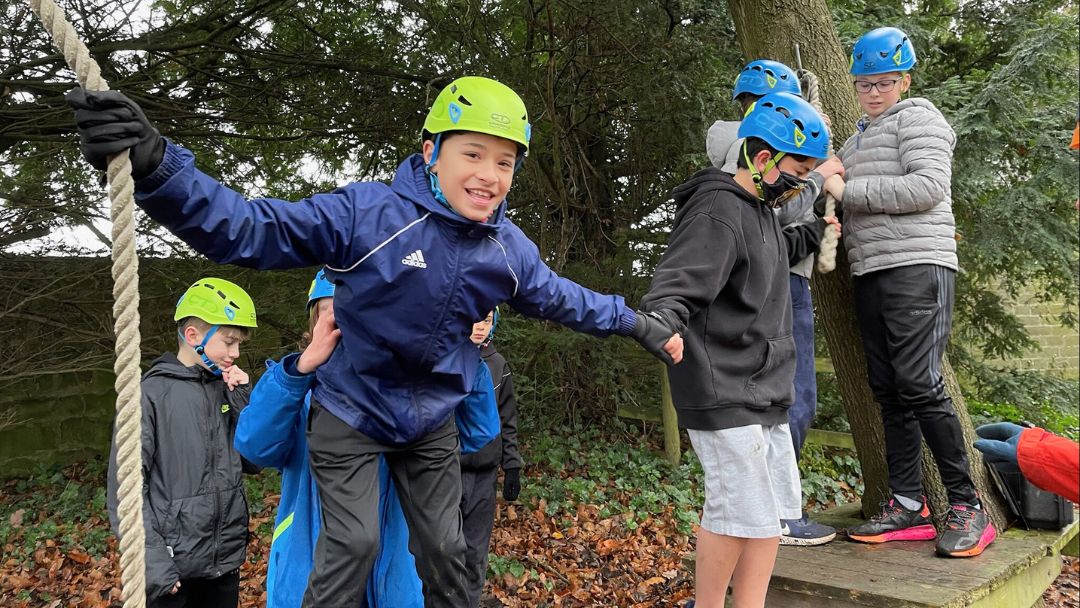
[460,465,499,608]
[302,404,468,608]
[853,264,977,505]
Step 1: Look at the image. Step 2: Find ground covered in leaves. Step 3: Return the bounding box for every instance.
[0,422,1075,607]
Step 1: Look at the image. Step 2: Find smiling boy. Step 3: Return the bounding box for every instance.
[70,76,682,607]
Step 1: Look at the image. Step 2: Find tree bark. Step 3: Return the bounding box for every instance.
[727,0,1006,527]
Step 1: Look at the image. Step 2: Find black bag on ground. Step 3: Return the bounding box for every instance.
[986,461,1075,530]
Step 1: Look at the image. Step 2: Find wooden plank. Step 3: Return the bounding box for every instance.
[804,428,855,449]
[769,552,961,607]
[967,552,1061,608]
[780,536,1039,581]
[684,505,1079,607]
[814,356,835,373]
[1049,513,1079,555]
[617,404,661,423]
[660,363,680,466]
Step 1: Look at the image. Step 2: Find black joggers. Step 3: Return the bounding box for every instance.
[853,264,977,505]
[302,404,469,608]
[148,570,239,608]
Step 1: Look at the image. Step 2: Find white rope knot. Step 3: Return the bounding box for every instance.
[28,1,146,606]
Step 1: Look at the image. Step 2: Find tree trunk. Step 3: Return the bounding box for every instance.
[727,0,1006,527]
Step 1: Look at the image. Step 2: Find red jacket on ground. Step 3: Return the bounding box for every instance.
[1017,427,1080,504]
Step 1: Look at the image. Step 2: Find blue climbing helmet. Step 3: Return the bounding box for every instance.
[485,307,500,344]
[850,27,917,75]
[737,92,830,159]
[733,59,801,100]
[306,269,335,311]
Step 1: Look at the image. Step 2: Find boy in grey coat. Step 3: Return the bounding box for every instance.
[826,27,996,558]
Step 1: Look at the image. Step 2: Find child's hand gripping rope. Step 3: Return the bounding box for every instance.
[817,173,846,273]
[796,68,844,274]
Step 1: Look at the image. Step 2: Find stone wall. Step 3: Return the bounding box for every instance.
[0,256,306,478]
[0,371,116,476]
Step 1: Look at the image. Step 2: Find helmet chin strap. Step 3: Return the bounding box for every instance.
[425,133,454,211]
[742,142,786,200]
[179,325,222,375]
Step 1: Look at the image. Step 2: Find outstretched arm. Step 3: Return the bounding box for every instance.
[68,89,384,270]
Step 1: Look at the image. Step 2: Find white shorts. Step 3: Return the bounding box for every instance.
[688,423,802,538]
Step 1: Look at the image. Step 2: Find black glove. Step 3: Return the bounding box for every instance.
[65,88,166,180]
[502,468,521,501]
[630,310,681,365]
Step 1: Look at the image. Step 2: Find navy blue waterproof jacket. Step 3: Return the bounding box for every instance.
[135,143,636,445]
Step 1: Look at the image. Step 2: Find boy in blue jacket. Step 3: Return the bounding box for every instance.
[233,271,422,608]
[67,76,681,607]
[460,308,523,607]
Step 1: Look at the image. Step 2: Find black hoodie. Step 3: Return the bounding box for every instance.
[106,352,252,599]
[641,168,824,430]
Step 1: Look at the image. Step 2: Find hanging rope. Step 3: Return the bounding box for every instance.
[27,1,146,606]
[798,68,840,274]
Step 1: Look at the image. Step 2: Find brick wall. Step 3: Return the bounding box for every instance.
[996,294,1079,378]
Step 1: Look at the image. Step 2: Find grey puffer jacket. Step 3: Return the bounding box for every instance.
[107,353,252,599]
[836,97,958,276]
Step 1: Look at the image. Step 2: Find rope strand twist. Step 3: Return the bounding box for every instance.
[799,68,840,274]
[27,1,146,606]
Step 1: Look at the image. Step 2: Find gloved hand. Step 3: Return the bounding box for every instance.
[630,310,683,365]
[973,422,1026,466]
[502,468,521,501]
[65,88,166,180]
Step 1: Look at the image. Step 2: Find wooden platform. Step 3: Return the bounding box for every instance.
[767,503,1079,607]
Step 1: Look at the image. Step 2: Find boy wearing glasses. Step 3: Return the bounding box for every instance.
[823,27,996,558]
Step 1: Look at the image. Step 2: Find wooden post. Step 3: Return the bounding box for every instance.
[660,363,680,466]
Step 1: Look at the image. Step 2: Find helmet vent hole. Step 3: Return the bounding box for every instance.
[792,118,804,130]
[229,300,240,309]
[457,95,473,106]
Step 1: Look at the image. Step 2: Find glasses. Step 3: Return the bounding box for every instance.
[853,78,902,94]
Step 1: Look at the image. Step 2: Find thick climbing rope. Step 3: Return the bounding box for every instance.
[798,68,840,274]
[27,1,146,606]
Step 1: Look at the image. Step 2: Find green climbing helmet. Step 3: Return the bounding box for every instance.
[422,76,532,151]
[174,277,258,328]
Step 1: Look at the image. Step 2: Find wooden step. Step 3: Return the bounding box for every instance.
[682,502,1079,607]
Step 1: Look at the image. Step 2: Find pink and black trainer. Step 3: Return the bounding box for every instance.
[848,497,937,543]
[935,503,996,557]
